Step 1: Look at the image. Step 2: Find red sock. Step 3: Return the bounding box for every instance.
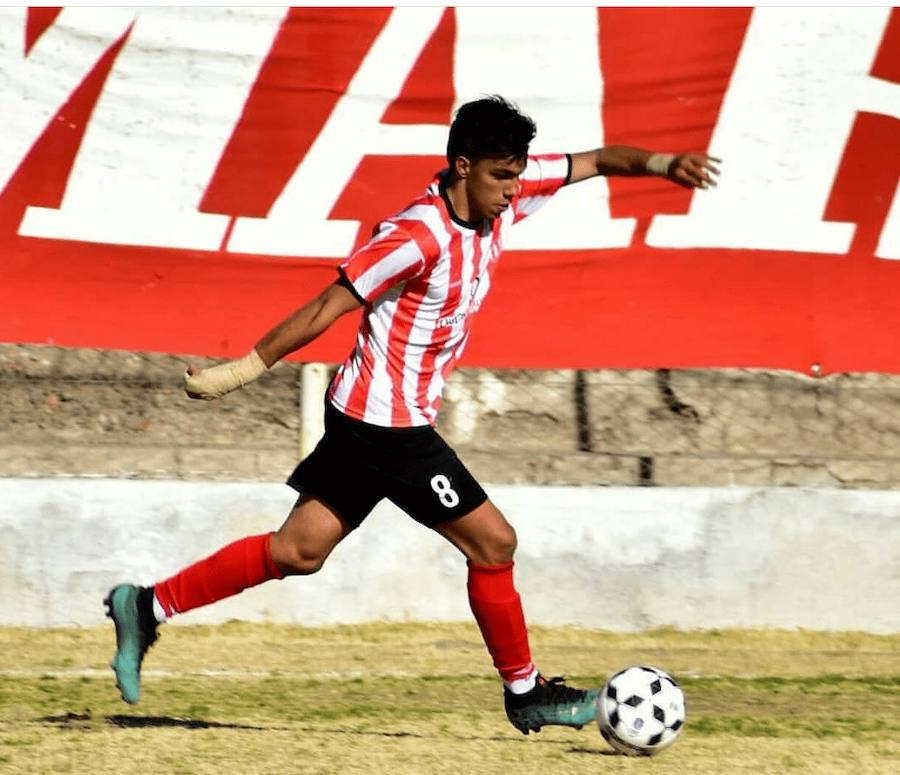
[154,533,283,617]
[467,560,535,683]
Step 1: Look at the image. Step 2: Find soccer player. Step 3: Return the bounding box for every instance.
[105,95,718,734]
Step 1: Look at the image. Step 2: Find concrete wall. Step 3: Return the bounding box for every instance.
[2,478,897,632]
[6,344,900,489]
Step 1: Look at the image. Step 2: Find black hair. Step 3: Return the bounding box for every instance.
[446,95,536,164]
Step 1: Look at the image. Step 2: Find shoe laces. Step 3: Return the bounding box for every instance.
[539,675,588,705]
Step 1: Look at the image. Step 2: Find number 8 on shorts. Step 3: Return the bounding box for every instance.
[430,474,461,508]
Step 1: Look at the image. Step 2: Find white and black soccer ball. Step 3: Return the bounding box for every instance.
[596,665,685,756]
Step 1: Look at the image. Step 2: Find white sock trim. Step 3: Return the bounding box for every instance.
[152,594,168,624]
[504,666,539,695]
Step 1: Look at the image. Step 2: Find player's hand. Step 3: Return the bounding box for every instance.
[183,350,268,400]
[184,364,206,400]
[669,153,721,190]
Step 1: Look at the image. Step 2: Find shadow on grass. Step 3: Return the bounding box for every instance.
[37,711,281,731]
[295,725,613,750]
[106,714,274,731]
[568,746,622,757]
[311,728,424,739]
[37,713,617,754]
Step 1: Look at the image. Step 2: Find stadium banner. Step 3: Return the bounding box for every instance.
[1,6,898,374]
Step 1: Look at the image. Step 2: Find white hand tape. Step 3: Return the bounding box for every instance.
[184,349,267,400]
[646,153,675,177]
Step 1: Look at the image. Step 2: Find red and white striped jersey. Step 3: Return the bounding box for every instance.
[328,153,571,427]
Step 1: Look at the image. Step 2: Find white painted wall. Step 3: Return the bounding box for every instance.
[1,479,897,632]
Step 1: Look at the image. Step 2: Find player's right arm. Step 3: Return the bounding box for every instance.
[184,280,361,401]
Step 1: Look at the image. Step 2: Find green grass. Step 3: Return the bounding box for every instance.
[4,673,898,737]
[0,623,898,774]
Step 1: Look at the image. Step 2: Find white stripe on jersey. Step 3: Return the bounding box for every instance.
[421,220,478,406]
[351,238,424,301]
[513,193,554,221]
[362,284,402,423]
[400,249,451,419]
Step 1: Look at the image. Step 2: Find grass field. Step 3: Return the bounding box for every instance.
[1,622,898,774]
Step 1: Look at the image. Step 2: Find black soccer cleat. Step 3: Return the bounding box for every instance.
[504,674,599,735]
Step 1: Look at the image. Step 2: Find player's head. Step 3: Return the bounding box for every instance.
[447,95,536,166]
[446,96,536,221]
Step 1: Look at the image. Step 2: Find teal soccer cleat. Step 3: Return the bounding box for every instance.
[505,674,599,734]
[104,584,158,704]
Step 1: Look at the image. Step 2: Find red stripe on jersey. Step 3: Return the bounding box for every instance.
[375,217,444,425]
[386,289,422,426]
[342,227,424,302]
[517,153,568,197]
[393,217,442,265]
[513,154,569,224]
[414,203,466,414]
[429,217,498,419]
[341,315,378,420]
[425,227,487,420]
[344,231,405,274]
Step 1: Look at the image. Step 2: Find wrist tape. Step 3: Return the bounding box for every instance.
[646,153,675,177]
[184,349,267,400]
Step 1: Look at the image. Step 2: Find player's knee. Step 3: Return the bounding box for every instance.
[270,539,328,576]
[497,523,518,560]
[478,522,518,564]
[282,551,327,576]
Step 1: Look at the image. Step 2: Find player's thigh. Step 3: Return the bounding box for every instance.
[285,408,386,530]
[383,439,517,563]
[270,494,355,575]
[385,441,488,528]
[432,498,518,566]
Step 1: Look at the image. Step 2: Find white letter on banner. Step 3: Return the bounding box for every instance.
[877,181,900,261]
[0,7,134,195]
[227,7,449,258]
[646,7,893,255]
[21,8,286,250]
[454,7,635,250]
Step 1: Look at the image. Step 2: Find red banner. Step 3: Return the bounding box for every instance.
[2,7,898,374]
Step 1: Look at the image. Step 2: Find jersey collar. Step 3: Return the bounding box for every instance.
[435,169,485,231]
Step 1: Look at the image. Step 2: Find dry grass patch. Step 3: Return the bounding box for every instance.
[1,624,898,774]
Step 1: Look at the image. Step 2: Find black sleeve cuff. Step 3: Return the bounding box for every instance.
[564,153,573,186]
[336,267,367,306]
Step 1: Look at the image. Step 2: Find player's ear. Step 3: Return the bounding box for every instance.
[454,155,471,179]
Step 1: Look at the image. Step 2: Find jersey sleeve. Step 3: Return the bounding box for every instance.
[338,222,426,304]
[512,153,572,224]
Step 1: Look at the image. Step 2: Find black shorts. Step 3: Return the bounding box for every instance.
[286,401,488,529]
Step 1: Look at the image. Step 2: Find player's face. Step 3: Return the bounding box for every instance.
[461,155,526,221]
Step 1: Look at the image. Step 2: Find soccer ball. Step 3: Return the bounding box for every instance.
[596,665,686,756]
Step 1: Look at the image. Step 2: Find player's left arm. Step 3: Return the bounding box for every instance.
[567,146,721,190]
